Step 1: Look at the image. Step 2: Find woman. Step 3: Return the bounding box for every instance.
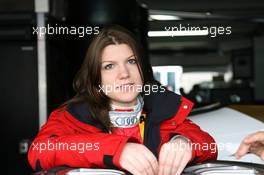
[28,25,217,175]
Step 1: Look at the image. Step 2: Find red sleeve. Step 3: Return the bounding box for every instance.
[171,119,218,163]
[28,109,136,171]
[159,96,218,163]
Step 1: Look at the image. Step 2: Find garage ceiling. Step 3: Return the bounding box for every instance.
[139,0,264,67]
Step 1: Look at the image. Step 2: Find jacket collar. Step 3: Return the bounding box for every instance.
[67,90,182,130]
[67,102,107,131]
[143,90,182,123]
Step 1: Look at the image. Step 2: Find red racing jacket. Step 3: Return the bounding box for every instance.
[28,90,218,171]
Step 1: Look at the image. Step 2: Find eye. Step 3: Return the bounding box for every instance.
[128,58,137,64]
[104,64,114,70]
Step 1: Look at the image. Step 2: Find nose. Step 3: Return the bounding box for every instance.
[118,64,130,79]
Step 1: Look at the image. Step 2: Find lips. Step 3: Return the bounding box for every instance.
[117,83,134,89]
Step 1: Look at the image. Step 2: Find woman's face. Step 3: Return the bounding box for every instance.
[100,44,143,107]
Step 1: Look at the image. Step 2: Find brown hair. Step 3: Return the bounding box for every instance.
[64,25,155,131]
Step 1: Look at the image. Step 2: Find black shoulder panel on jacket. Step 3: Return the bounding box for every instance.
[143,90,182,123]
[66,103,107,132]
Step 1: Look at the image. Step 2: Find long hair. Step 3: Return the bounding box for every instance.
[64,25,155,131]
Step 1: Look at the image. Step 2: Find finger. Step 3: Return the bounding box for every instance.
[175,152,191,175]
[167,143,179,175]
[168,151,177,175]
[169,138,192,175]
[133,154,152,175]
[142,148,159,175]
[244,131,264,144]
[126,165,143,175]
[163,144,177,175]
[261,153,264,160]
[171,149,184,175]
[147,152,159,174]
[158,143,170,175]
[260,151,264,160]
[136,147,156,175]
[158,147,165,175]
[235,141,251,159]
[124,155,146,175]
[249,142,264,159]
[160,143,176,175]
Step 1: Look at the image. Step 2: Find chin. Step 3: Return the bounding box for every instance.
[112,92,139,105]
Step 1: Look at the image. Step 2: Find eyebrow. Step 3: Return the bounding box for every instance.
[101,55,135,63]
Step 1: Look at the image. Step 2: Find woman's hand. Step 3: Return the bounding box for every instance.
[119,143,159,175]
[235,131,264,160]
[158,137,192,175]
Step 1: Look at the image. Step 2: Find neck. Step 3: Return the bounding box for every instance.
[111,101,138,111]
[111,96,143,111]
